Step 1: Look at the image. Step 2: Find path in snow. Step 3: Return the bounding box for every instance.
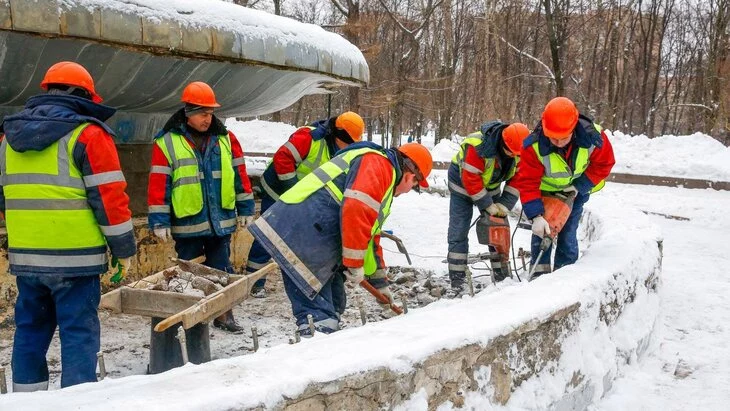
[591,184,730,410]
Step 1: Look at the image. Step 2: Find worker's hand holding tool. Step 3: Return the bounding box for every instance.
[367,269,393,310]
[531,215,551,238]
[485,203,508,217]
[344,266,365,283]
[110,256,132,284]
[237,215,255,228]
[153,227,171,241]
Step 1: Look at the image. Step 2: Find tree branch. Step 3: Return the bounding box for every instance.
[489,31,555,82]
[330,0,349,16]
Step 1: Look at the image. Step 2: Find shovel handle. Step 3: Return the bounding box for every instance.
[359,280,404,315]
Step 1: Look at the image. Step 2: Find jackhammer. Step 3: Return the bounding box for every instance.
[475,214,513,283]
[525,191,576,281]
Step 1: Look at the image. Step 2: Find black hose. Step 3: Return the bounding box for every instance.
[510,209,525,282]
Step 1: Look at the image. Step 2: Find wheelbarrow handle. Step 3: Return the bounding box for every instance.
[359,280,404,315]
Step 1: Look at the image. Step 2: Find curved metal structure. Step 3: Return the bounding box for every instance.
[0,0,369,142]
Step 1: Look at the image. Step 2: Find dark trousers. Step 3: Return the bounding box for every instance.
[12,275,101,389]
[530,193,590,278]
[281,269,346,333]
[245,194,276,288]
[175,234,233,273]
[447,191,474,286]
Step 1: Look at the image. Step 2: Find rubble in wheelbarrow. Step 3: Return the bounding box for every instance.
[145,267,228,298]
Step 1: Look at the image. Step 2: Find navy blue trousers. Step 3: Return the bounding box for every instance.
[245,194,276,288]
[281,268,346,333]
[12,275,100,389]
[175,234,232,272]
[447,191,475,286]
[530,193,590,278]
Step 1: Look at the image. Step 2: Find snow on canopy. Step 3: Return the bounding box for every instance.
[60,0,367,69]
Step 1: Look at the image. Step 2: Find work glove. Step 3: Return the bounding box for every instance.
[153,227,171,241]
[531,215,551,238]
[110,256,132,284]
[367,269,393,311]
[484,203,508,217]
[237,215,255,228]
[343,266,365,284]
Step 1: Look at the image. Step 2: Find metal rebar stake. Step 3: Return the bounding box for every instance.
[0,366,7,394]
[400,294,409,314]
[358,299,367,325]
[251,326,259,352]
[176,327,189,364]
[97,352,107,380]
[519,247,527,271]
[466,268,475,297]
[307,314,315,336]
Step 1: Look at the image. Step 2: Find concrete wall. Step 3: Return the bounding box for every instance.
[0,219,255,327]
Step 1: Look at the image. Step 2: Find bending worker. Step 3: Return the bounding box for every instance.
[249,142,433,336]
[447,121,530,290]
[512,97,615,279]
[245,112,364,297]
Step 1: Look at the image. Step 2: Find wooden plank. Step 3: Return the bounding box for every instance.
[118,288,200,317]
[99,288,122,313]
[154,262,277,332]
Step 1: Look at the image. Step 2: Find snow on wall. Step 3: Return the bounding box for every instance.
[0,202,662,410]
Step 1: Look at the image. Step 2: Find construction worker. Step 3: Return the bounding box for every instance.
[147,81,255,333]
[245,112,364,298]
[0,61,136,390]
[248,142,432,336]
[447,121,530,290]
[512,97,615,278]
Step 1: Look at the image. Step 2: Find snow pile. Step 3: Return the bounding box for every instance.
[0,194,662,410]
[60,0,366,66]
[430,138,461,162]
[609,130,730,180]
[226,119,297,153]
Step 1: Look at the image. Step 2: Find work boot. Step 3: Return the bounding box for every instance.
[250,286,266,299]
[213,310,244,333]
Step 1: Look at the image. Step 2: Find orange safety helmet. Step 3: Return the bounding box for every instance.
[398,143,433,188]
[502,122,530,155]
[334,111,364,142]
[541,97,579,140]
[40,61,102,103]
[181,81,221,108]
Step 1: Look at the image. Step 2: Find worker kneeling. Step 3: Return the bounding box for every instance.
[249,142,432,336]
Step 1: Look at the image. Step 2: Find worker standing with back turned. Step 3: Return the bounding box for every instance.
[1,61,136,390]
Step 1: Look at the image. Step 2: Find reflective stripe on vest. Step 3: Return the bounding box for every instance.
[0,123,107,269]
[452,133,509,190]
[155,132,236,219]
[533,123,605,193]
[280,148,396,275]
[296,127,331,179]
